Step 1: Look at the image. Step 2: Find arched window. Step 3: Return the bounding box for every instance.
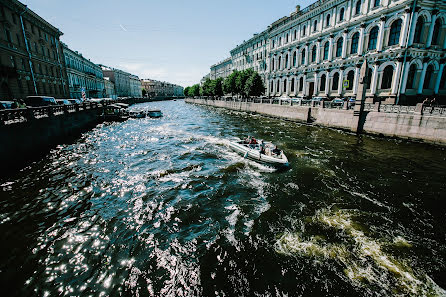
[299,77,303,91]
[284,79,287,93]
[278,56,282,70]
[271,58,275,71]
[311,46,317,62]
[302,25,306,36]
[279,37,282,46]
[313,20,318,32]
[432,19,441,45]
[346,71,354,90]
[326,14,331,27]
[374,0,381,7]
[336,38,343,57]
[320,74,326,91]
[424,65,434,89]
[339,8,345,22]
[351,32,360,54]
[407,64,417,89]
[413,17,424,44]
[286,34,289,43]
[285,54,289,69]
[301,49,306,65]
[291,78,295,92]
[381,65,394,89]
[366,68,373,89]
[294,30,297,40]
[368,26,379,50]
[355,1,361,15]
[324,42,330,60]
[388,19,402,46]
[332,73,340,90]
[276,80,280,93]
[270,81,273,92]
[292,51,297,67]
[272,40,275,48]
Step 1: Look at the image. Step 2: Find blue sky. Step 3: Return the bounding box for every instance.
[25,0,312,87]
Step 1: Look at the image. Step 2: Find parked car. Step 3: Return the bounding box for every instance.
[311,97,324,102]
[331,98,344,106]
[0,101,15,109]
[68,99,83,105]
[56,99,71,105]
[24,96,57,107]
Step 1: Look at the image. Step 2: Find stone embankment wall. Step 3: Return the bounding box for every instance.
[186,98,446,145]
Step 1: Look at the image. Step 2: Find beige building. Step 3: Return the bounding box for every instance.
[0,0,69,99]
[141,79,183,97]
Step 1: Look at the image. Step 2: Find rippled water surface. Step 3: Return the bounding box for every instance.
[1,100,445,297]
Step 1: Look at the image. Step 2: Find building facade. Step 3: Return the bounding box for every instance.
[210,57,233,80]
[62,43,104,99]
[0,0,69,99]
[103,77,116,99]
[100,65,131,97]
[141,79,183,97]
[129,74,142,98]
[213,0,446,105]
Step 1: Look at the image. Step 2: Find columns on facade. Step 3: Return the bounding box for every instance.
[370,62,380,95]
[305,44,309,65]
[400,7,412,47]
[342,30,348,58]
[316,39,321,63]
[377,16,386,52]
[314,74,318,95]
[434,60,445,94]
[338,68,344,96]
[328,34,334,61]
[353,65,360,95]
[426,11,438,48]
[358,23,365,55]
[399,61,411,95]
[391,59,403,95]
[325,72,330,96]
[346,0,352,22]
[417,61,428,94]
[407,7,420,46]
[303,74,307,96]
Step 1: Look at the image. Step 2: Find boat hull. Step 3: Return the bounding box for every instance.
[229,141,288,167]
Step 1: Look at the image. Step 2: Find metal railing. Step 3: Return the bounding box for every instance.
[188,97,446,117]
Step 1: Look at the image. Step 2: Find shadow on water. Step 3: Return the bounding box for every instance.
[0,100,445,297]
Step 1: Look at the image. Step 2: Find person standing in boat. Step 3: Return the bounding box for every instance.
[272,146,281,155]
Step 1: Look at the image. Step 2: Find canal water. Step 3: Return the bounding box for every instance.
[1,100,445,297]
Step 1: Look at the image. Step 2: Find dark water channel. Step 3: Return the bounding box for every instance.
[1,100,445,297]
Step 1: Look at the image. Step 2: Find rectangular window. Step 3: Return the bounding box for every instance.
[16,33,21,47]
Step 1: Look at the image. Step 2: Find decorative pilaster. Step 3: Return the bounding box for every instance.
[434,59,445,94]
[370,62,380,95]
[353,64,360,95]
[358,23,366,55]
[342,30,348,58]
[391,58,403,95]
[400,7,412,47]
[316,39,321,63]
[328,34,334,61]
[426,11,438,48]
[417,61,428,94]
[377,16,386,52]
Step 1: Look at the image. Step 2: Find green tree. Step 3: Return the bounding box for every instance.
[236,69,254,97]
[190,84,200,97]
[214,78,224,97]
[201,79,213,96]
[244,72,265,97]
[223,71,238,95]
[184,86,190,97]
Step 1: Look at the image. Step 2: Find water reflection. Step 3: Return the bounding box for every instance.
[0,100,445,296]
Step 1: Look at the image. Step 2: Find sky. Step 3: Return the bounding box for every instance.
[24,0,313,87]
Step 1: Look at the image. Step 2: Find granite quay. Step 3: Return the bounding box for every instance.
[186,96,446,145]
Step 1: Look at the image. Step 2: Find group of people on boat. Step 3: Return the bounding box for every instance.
[243,136,281,156]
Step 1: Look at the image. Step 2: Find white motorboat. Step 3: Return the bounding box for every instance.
[147,109,163,118]
[129,110,146,118]
[229,140,289,167]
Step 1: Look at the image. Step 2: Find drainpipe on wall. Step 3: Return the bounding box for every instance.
[396,0,417,105]
[19,6,38,95]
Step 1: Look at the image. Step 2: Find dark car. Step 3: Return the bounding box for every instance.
[24,96,57,107]
[0,101,15,109]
